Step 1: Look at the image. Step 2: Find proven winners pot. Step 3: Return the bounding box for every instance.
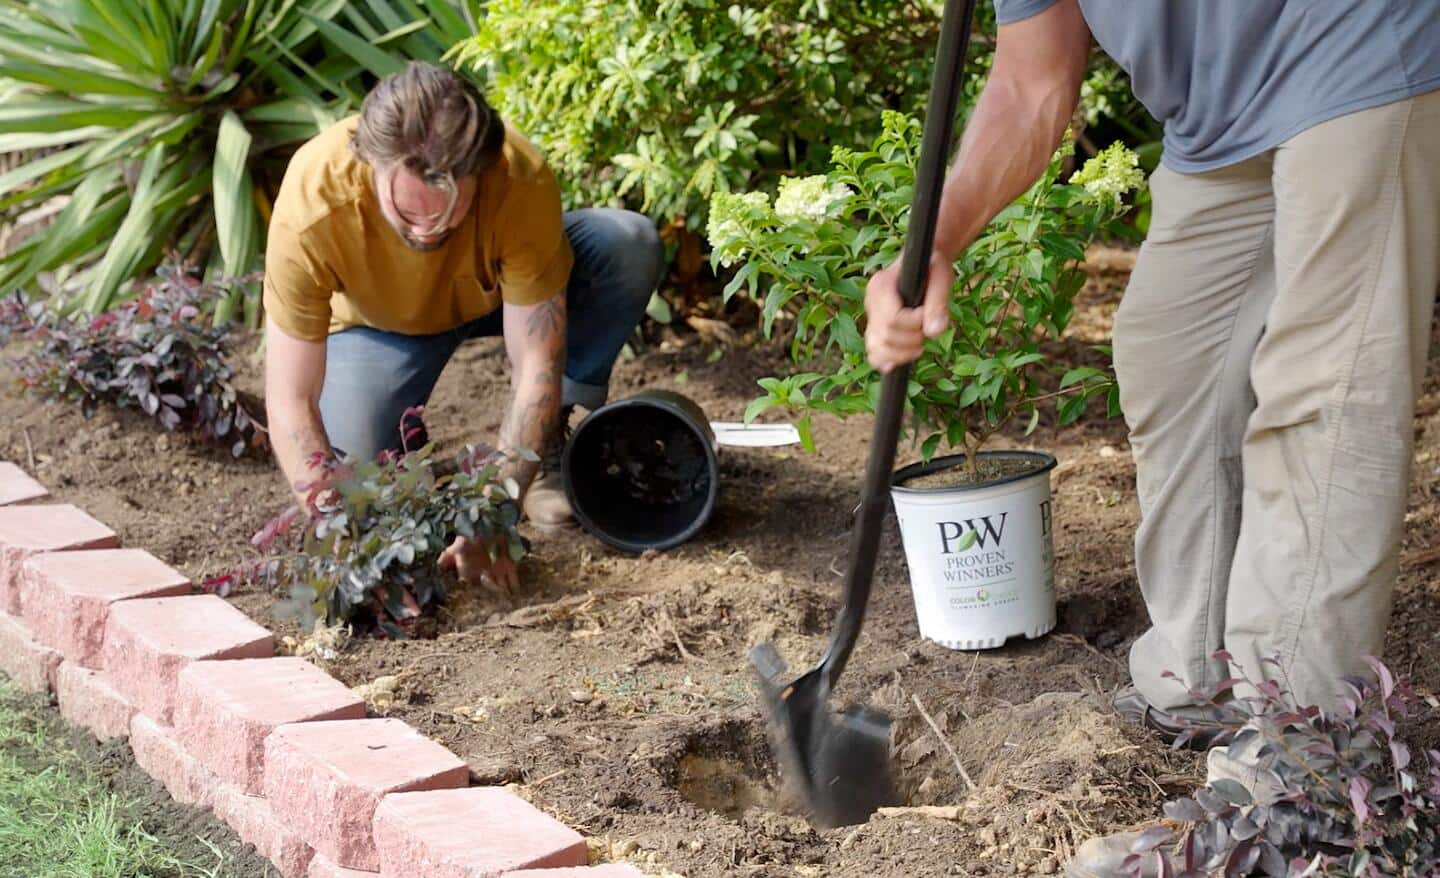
[891,450,1058,650]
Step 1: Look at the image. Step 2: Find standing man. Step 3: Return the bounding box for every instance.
[264,62,663,588]
[863,2,1440,872]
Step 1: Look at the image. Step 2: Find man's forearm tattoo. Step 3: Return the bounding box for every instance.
[499,295,566,492]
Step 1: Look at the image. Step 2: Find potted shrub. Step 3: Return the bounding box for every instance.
[706,112,1144,649]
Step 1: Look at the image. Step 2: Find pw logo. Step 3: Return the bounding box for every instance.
[938,513,1008,554]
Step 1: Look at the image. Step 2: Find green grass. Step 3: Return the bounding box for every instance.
[0,678,237,878]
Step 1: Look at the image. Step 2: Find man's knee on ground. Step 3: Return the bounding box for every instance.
[323,412,409,464]
[586,209,665,299]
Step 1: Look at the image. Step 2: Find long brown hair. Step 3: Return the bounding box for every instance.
[351,61,505,187]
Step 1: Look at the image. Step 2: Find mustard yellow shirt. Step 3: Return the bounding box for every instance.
[262,115,573,341]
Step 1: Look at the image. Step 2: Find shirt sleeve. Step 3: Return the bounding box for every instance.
[495,163,574,306]
[262,219,334,342]
[993,0,1058,24]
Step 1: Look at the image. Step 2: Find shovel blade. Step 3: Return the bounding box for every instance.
[750,643,901,828]
[803,702,900,827]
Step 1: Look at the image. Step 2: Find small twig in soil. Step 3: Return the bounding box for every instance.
[491,592,599,628]
[22,427,35,471]
[960,651,982,688]
[661,610,703,662]
[394,652,466,680]
[911,693,977,792]
[528,768,568,787]
[875,804,963,821]
[1051,633,1125,669]
[1402,543,1440,570]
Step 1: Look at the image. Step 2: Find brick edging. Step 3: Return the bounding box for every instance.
[0,464,647,878]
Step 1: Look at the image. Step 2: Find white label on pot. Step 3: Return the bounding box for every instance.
[892,472,1056,650]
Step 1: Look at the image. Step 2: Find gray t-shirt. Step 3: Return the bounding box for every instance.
[994,0,1440,172]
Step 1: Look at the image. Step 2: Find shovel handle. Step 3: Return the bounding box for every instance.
[819,0,980,689]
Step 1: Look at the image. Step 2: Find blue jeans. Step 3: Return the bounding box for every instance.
[318,208,663,460]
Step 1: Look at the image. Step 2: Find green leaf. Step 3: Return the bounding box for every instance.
[644,291,672,324]
[1025,407,1041,436]
[742,396,775,425]
[0,145,90,200]
[421,0,473,41]
[796,415,815,454]
[1023,248,1046,282]
[920,433,941,461]
[1106,383,1123,418]
[213,111,261,278]
[303,11,407,79]
[80,144,169,312]
[1058,393,1087,426]
[1060,367,1103,388]
[0,97,154,134]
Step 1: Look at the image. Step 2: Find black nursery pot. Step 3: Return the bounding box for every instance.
[562,390,720,553]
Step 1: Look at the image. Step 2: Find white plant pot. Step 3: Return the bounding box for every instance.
[890,451,1058,651]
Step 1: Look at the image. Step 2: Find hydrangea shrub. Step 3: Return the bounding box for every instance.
[707,113,1144,461]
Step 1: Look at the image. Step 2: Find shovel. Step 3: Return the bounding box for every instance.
[749,0,981,829]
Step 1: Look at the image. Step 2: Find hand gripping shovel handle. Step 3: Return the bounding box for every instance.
[816,0,980,691]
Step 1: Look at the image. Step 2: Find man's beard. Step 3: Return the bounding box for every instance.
[382,214,453,251]
[402,231,451,252]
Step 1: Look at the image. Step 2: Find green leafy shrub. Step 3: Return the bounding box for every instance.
[0,260,265,457]
[234,431,527,636]
[1127,655,1439,877]
[0,0,477,319]
[706,112,1144,462]
[452,0,969,227]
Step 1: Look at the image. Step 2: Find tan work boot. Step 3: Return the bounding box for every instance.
[522,405,575,531]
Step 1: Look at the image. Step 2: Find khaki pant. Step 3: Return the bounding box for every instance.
[1115,90,1440,712]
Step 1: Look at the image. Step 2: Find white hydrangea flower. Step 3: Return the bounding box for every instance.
[1071,142,1146,205]
[706,191,772,267]
[774,175,851,222]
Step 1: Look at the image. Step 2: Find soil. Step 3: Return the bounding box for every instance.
[1,687,274,876]
[3,247,1438,877]
[898,454,1050,490]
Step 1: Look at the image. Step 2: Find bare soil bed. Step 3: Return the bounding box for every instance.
[4,257,1438,877]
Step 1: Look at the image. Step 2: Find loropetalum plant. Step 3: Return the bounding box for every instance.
[229,421,528,637]
[1128,654,1439,877]
[707,112,1145,465]
[0,260,264,457]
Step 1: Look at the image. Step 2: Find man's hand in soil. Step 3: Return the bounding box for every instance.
[440,535,519,595]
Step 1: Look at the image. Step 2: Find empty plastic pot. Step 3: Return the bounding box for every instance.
[562,390,719,553]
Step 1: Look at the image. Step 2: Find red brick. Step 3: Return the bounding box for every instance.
[55,662,135,740]
[307,855,377,878]
[501,863,648,869]
[104,594,273,724]
[22,549,190,669]
[264,718,468,871]
[213,785,316,878]
[0,463,47,505]
[130,712,220,810]
[0,611,61,693]
[0,504,118,613]
[374,787,588,877]
[175,657,366,794]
